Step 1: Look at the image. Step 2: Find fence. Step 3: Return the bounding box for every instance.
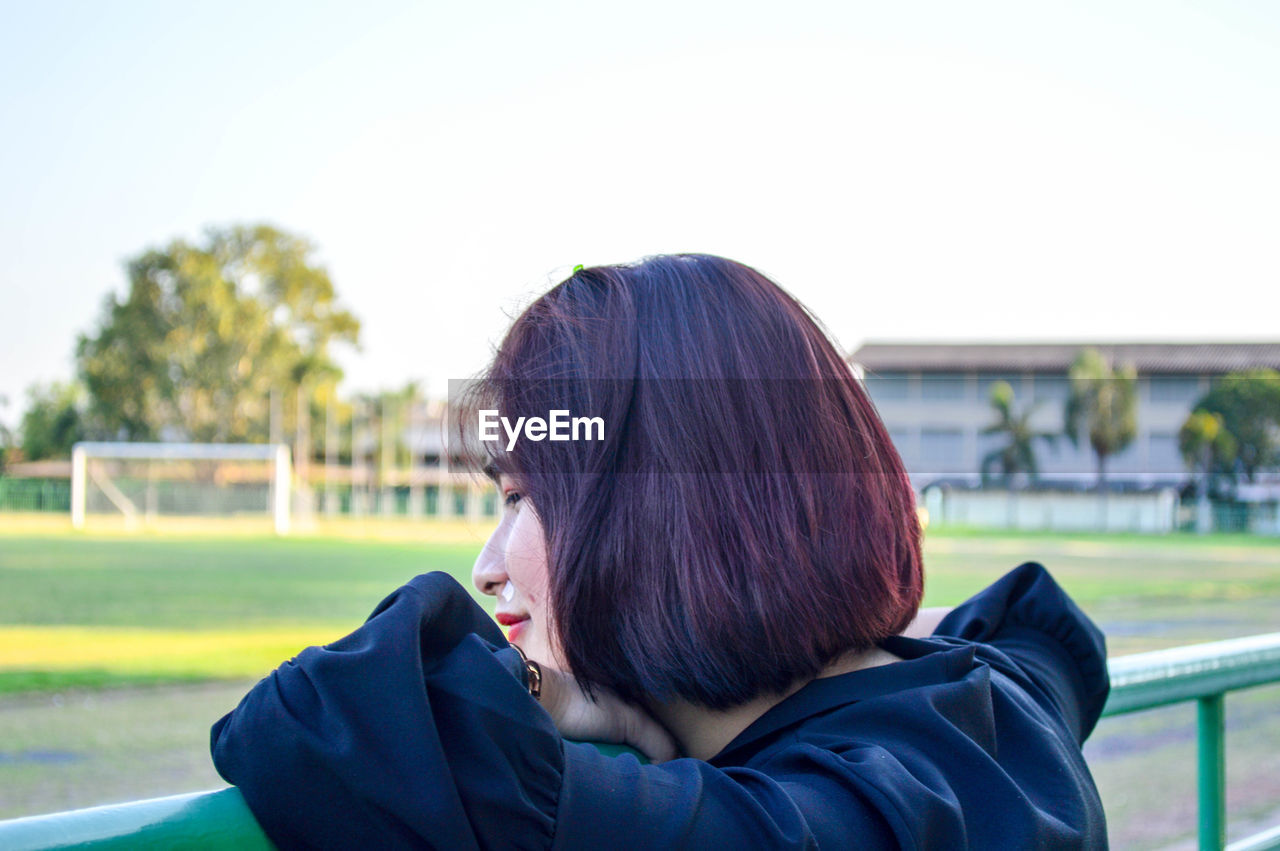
[9,475,1280,536]
[0,478,71,513]
[0,476,499,521]
[921,486,1280,536]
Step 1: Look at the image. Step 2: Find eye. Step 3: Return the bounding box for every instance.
[503,491,523,508]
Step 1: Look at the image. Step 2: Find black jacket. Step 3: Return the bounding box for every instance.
[212,561,1110,849]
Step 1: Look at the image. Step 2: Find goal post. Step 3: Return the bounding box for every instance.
[70,442,292,535]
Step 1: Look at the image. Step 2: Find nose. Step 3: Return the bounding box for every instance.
[472,519,512,596]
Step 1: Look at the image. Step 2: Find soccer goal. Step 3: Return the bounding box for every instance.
[70,442,292,535]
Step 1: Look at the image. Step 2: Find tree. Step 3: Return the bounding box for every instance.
[1192,369,1280,482]
[76,224,360,443]
[980,380,1057,487]
[0,394,12,474]
[1179,410,1237,534]
[1064,348,1137,492]
[19,381,87,461]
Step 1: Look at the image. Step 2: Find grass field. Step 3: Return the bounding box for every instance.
[0,517,495,693]
[1,515,1278,848]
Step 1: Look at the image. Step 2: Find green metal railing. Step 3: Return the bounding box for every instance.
[2,637,1279,850]
[1101,632,1280,851]
[0,787,271,850]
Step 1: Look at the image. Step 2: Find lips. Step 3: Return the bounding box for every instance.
[495,612,530,643]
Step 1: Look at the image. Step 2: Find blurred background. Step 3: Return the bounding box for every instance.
[1,2,1278,848]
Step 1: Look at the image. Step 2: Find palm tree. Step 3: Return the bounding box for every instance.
[1065,348,1137,492]
[1179,410,1237,534]
[980,381,1057,488]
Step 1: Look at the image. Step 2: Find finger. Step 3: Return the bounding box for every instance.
[623,707,680,763]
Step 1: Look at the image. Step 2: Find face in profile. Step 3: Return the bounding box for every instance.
[472,474,560,667]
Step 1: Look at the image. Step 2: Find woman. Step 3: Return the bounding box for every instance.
[212,255,1110,849]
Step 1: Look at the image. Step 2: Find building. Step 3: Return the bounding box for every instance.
[851,342,1280,492]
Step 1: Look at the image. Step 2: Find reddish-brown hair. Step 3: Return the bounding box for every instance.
[461,254,922,710]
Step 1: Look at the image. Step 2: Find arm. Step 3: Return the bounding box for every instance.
[212,573,564,849]
[550,741,898,849]
[212,572,888,849]
[931,562,1110,742]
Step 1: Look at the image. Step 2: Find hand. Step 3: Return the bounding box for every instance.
[538,665,679,763]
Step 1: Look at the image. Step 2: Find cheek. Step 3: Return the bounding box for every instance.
[505,509,550,600]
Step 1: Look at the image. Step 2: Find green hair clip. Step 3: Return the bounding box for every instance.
[572,264,584,273]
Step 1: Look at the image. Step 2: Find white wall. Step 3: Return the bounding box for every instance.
[922,487,1180,533]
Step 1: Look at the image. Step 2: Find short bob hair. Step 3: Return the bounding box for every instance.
[461,254,922,710]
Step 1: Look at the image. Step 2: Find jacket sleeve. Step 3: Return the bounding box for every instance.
[551,743,899,850]
[932,561,1110,742]
[211,572,562,850]
[210,572,888,850]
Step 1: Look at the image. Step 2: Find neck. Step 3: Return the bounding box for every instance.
[650,645,901,761]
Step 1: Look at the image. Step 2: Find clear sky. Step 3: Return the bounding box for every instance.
[3,0,1278,428]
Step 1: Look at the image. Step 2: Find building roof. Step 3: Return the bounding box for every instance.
[850,342,1280,374]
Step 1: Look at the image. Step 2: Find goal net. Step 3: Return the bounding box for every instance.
[70,442,291,535]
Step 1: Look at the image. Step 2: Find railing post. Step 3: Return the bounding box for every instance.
[71,445,87,529]
[1198,693,1226,851]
